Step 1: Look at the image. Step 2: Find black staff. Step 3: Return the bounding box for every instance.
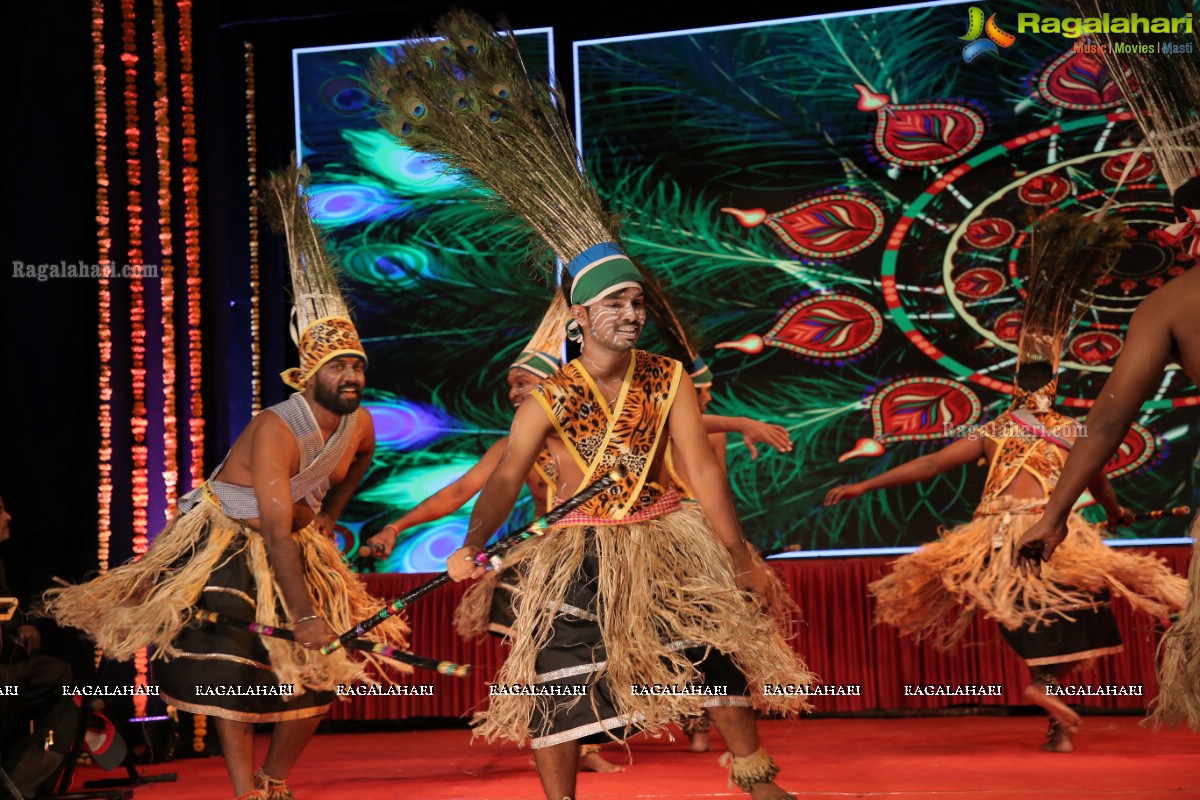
[1129,505,1191,522]
[187,609,471,677]
[323,466,625,655]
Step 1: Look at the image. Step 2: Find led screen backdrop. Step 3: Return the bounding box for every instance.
[293,31,555,572]
[296,4,1197,572]
[572,1,1198,556]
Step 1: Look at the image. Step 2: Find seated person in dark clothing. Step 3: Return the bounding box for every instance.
[0,493,74,788]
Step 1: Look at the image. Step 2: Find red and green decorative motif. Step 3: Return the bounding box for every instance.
[1102,151,1155,183]
[954,267,1006,300]
[856,85,985,168]
[1035,51,1124,111]
[964,217,1016,250]
[1068,331,1124,365]
[992,310,1022,343]
[1105,421,1156,479]
[840,377,982,461]
[717,294,884,361]
[722,193,885,259]
[1018,173,1072,206]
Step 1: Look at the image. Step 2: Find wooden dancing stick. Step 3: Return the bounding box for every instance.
[1128,505,1191,522]
[186,609,471,677]
[322,466,626,655]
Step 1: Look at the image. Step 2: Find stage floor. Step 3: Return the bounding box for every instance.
[74,716,1200,799]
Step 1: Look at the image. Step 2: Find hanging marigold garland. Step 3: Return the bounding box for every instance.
[153,0,179,520]
[246,40,262,414]
[179,0,204,485]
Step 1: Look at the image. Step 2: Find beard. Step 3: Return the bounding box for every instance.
[314,380,362,415]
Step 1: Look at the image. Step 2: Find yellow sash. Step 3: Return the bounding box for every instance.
[532,350,681,519]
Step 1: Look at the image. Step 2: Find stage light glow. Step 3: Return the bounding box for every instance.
[355,458,482,509]
[363,400,462,451]
[344,129,464,195]
[338,243,438,288]
[308,182,408,227]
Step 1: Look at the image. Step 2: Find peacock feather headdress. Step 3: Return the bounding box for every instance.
[1014,210,1128,409]
[369,11,640,306]
[262,161,367,390]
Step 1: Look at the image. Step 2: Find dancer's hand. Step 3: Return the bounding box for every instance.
[364,524,401,558]
[294,617,335,650]
[314,512,336,540]
[16,624,41,654]
[730,544,769,595]
[1013,516,1068,577]
[824,483,865,506]
[1105,505,1135,531]
[739,420,792,460]
[447,546,486,582]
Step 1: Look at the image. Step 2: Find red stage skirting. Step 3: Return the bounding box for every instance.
[328,545,1193,721]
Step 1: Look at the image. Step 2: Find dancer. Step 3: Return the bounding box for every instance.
[364,300,792,769]
[45,165,410,800]
[372,13,812,798]
[826,212,1187,752]
[1014,0,1200,726]
[1018,179,1200,729]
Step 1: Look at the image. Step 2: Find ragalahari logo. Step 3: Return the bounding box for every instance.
[960,6,1016,62]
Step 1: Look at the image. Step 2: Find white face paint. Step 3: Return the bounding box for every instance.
[579,288,645,354]
[552,452,568,496]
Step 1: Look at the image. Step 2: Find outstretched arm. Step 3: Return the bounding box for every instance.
[669,373,767,593]
[702,414,792,460]
[824,435,986,506]
[365,437,507,557]
[447,400,552,582]
[1041,303,1175,527]
[1015,295,1176,570]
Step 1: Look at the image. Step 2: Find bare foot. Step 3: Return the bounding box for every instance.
[687,730,710,753]
[748,782,795,800]
[1023,683,1082,733]
[579,750,625,773]
[1041,720,1074,753]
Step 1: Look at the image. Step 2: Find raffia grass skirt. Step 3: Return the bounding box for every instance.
[472,505,814,745]
[43,499,411,693]
[869,496,1186,652]
[1149,521,1200,730]
[455,537,801,641]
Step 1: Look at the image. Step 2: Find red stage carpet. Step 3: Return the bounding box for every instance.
[73,717,1199,799]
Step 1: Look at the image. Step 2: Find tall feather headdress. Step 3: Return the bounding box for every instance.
[261,162,367,390]
[371,11,713,385]
[511,293,570,379]
[369,11,643,307]
[1013,210,1128,408]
